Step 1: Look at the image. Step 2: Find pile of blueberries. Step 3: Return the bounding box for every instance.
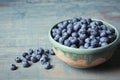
[10,48,55,71]
[51,17,116,48]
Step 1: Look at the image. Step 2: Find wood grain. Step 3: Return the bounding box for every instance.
[0,0,120,80]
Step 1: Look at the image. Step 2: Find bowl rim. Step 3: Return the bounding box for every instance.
[49,19,120,54]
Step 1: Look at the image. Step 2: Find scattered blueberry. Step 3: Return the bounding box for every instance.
[15,57,22,63]
[10,64,18,71]
[22,60,30,67]
[22,52,28,58]
[44,62,53,70]
[49,49,55,55]
[31,56,38,63]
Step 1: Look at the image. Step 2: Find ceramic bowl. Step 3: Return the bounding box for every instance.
[49,19,120,68]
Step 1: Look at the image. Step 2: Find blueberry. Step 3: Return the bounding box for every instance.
[91,39,99,47]
[25,55,31,61]
[70,44,77,48]
[15,57,22,63]
[59,37,64,44]
[106,29,112,35]
[100,30,107,37]
[90,30,98,36]
[87,28,92,33]
[101,42,108,46]
[67,23,73,30]
[52,32,56,38]
[28,49,34,55]
[67,28,73,35]
[100,37,109,43]
[84,43,90,48]
[62,32,69,39]
[86,18,92,24]
[56,29,62,36]
[73,22,81,31]
[109,27,115,33]
[101,25,107,30]
[78,29,86,34]
[36,55,41,61]
[22,60,30,67]
[49,49,55,55]
[71,32,79,37]
[57,22,63,28]
[40,57,47,65]
[63,20,68,26]
[62,29,67,33]
[70,37,78,44]
[72,18,78,23]
[10,64,18,71]
[81,24,87,29]
[89,35,95,39]
[90,22,96,27]
[80,19,87,24]
[95,21,103,26]
[54,35,60,41]
[64,39,71,47]
[31,56,38,63]
[108,35,116,42]
[85,38,91,43]
[22,52,28,58]
[79,34,87,40]
[44,62,52,70]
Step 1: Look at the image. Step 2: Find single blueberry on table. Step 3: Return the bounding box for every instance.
[15,57,22,63]
[22,60,30,68]
[40,55,49,65]
[22,52,29,58]
[49,49,55,55]
[25,55,31,61]
[31,56,38,63]
[44,62,53,70]
[10,64,18,71]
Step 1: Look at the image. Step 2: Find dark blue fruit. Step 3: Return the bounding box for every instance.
[100,30,107,37]
[22,52,28,58]
[101,42,108,46]
[31,56,38,63]
[84,43,90,48]
[72,32,79,37]
[73,22,81,31]
[28,49,34,55]
[59,37,64,44]
[10,64,18,70]
[85,38,91,43]
[44,62,52,70]
[49,49,55,55]
[64,39,71,47]
[22,60,30,67]
[25,55,31,61]
[100,37,109,43]
[79,34,87,40]
[15,57,22,63]
[70,37,78,44]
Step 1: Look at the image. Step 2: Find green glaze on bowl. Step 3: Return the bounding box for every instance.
[49,19,120,68]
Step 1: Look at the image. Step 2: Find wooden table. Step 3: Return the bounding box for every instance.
[0,0,120,80]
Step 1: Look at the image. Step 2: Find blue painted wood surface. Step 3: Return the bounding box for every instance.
[0,0,120,80]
